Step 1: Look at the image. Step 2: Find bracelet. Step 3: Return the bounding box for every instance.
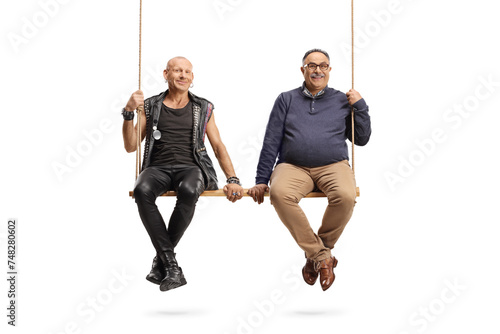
[122,108,135,121]
[226,176,241,186]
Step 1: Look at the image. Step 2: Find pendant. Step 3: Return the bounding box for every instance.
[153,126,161,140]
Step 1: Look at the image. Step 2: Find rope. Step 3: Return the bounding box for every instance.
[132,0,359,194]
[351,0,355,178]
[138,0,142,91]
[135,0,143,180]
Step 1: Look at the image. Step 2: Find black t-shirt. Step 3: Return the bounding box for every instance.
[150,101,197,166]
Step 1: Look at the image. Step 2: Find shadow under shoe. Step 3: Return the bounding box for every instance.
[302,258,319,285]
[319,256,338,291]
[159,251,187,292]
[146,255,166,285]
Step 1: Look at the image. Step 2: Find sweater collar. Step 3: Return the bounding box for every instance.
[301,82,328,99]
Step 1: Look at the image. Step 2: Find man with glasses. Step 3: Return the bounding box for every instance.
[248,49,371,291]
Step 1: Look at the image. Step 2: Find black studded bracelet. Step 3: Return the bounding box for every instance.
[226,176,241,186]
[122,108,135,121]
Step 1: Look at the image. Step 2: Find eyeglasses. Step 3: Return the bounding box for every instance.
[304,62,330,71]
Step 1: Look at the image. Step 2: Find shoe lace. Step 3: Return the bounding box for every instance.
[313,260,321,272]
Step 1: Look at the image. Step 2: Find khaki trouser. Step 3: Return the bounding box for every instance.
[269,160,356,262]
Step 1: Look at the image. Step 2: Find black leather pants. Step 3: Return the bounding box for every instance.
[133,165,205,253]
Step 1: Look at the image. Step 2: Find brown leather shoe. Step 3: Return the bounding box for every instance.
[302,258,319,285]
[319,256,338,291]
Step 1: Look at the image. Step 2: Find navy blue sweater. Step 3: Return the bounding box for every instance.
[255,84,371,185]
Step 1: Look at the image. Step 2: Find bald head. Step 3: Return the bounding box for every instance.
[166,56,192,70]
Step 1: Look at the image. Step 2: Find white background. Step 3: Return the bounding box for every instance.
[2,0,500,333]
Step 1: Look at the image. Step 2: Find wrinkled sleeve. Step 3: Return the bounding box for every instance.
[345,98,371,146]
[255,94,288,185]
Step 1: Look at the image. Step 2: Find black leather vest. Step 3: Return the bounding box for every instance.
[142,90,218,190]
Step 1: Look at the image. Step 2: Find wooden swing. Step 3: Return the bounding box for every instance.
[129,0,360,199]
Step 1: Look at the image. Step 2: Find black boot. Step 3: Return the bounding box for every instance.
[145,255,166,285]
[159,251,187,292]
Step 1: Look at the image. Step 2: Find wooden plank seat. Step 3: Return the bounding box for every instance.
[129,188,360,197]
[129,189,327,197]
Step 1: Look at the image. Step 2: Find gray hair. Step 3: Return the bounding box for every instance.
[302,49,330,65]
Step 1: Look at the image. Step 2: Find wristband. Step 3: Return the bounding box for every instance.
[226,176,241,186]
[122,108,135,121]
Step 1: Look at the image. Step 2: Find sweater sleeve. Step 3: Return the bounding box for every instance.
[345,98,371,146]
[255,94,288,185]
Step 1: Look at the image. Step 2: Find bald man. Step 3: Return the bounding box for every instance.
[122,57,243,292]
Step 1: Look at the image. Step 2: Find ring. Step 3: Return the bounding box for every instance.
[232,192,237,196]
